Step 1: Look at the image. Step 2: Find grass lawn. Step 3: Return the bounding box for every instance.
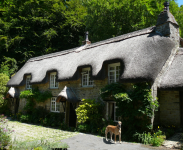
[7,120,78,149]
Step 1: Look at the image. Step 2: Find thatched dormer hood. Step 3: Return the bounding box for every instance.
[7,26,175,87]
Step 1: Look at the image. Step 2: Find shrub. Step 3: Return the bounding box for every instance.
[75,99,104,133]
[134,129,166,146]
[0,114,14,147]
[77,124,90,133]
[20,115,29,123]
[134,132,152,145]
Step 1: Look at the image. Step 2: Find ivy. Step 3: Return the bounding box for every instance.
[100,82,159,141]
[20,87,52,112]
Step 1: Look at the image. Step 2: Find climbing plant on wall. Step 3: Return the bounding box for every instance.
[100,82,159,141]
[19,87,52,112]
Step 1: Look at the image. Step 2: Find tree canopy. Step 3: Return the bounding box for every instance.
[0,0,182,72]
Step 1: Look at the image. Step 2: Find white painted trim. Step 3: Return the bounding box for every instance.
[50,72,59,89]
[26,75,32,89]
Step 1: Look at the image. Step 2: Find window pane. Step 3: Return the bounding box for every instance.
[109,66,115,71]
[56,103,60,111]
[26,77,31,89]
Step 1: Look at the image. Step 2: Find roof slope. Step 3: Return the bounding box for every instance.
[7,27,175,87]
[159,48,183,90]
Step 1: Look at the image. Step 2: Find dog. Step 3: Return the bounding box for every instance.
[105,121,122,144]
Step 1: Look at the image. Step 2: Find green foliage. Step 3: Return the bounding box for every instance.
[134,129,165,146]
[100,82,159,141]
[20,87,52,103]
[75,99,104,133]
[75,99,104,124]
[16,106,65,127]
[77,124,90,133]
[0,73,9,111]
[11,138,69,150]
[134,132,152,145]
[0,0,85,68]
[0,114,14,147]
[0,56,17,77]
[19,87,52,112]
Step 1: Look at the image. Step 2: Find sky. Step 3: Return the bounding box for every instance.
[177,0,183,7]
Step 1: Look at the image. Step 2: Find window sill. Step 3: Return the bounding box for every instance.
[50,111,60,113]
[80,86,94,89]
[49,87,59,90]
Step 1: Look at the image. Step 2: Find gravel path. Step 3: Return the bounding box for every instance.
[8,120,78,142]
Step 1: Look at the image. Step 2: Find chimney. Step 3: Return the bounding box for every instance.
[156,1,179,46]
[82,31,91,45]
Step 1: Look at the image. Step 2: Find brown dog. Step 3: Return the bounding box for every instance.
[105,121,122,143]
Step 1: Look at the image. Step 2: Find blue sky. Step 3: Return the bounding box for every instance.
[177,0,183,7]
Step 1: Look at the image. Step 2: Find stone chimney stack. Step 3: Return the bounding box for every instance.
[82,31,91,45]
[156,1,179,46]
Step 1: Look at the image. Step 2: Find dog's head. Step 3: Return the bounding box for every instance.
[117,121,122,128]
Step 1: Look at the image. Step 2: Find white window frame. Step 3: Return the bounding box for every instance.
[108,63,120,84]
[81,68,93,87]
[106,102,119,122]
[26,75,32,89]
[50,72,58,89]
[50,97,60,112]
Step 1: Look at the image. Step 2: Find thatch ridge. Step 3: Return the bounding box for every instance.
[28,26,155,62]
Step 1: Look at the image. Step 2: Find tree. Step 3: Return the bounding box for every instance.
[0,56,17,77]
[0,0,86,68]
[83,0,183,42]
[0,73,9,107]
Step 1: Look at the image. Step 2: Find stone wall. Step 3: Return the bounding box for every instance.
[17,78,108,113]
[158,91,180,127]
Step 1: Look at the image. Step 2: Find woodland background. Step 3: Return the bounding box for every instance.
[0,0,183,102]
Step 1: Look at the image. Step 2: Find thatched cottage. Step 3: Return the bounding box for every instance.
[6,2,183,127]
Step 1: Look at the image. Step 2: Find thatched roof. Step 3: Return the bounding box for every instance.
[159,48,183,90]
[56,86,79,103]
[7,26,175,87]
[6,87,19,98]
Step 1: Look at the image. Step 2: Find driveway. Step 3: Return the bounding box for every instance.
[7,120,180,150]
[61,133,173,150]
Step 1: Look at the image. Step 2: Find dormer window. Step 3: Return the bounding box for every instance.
[50,72,58,89]
[81,68,93,87]
[26,75,32,89]
[108,63,120,83]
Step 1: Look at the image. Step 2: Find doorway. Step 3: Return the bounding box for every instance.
[69,103,76,127]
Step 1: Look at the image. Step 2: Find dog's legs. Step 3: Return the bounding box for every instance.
[119,134,121,144]
[105,128,108,141]
[110,132,113,142]
[114,134,116,144]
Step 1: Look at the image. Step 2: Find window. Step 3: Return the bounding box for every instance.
[51,97,60,112]
[106,102,119,121]
[26,75,32,89]
[108,63,120,83]
[81,68,93,87]
[50,72,58,88]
